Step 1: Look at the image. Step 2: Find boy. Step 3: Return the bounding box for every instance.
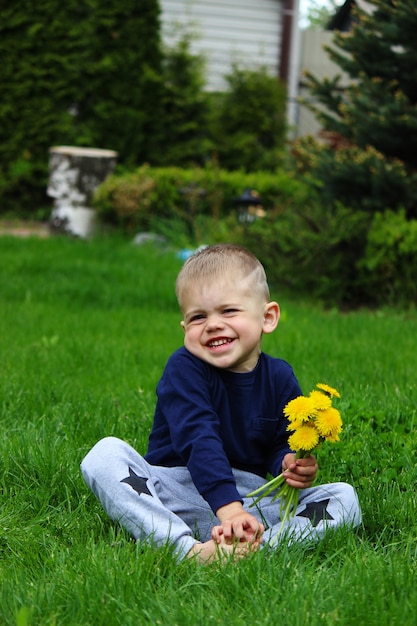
[81,244,361,563]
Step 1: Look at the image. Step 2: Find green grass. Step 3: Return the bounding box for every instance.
[1,234,417,625]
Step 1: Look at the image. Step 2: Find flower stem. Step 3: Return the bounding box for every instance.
[247,473,286,507]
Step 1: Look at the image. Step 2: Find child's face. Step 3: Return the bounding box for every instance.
[180,277,279,373]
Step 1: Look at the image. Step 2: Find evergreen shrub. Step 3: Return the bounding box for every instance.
[233,200,417,308]
[208,65,287,172]
[359,209,417,306]
[0,0,161,215]
[233,199,372,307]
[290,137,417,216]
[157,35,210,167]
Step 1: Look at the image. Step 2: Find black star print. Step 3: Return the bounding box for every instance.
[120,467,152,497]
[297,498,334,527]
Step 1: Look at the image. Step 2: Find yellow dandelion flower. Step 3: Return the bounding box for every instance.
[247,381,344,539]
[316,383,341,398]
[309,390,332,411]
[287,419,315,432]
[284,395,317,424]
[324,431,341,443]
[288,424,320,453]
[315,407,343,437]
[286,418,303,431]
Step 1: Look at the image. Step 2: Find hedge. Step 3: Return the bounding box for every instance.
[0,0,161,215]
[93,164,310,232]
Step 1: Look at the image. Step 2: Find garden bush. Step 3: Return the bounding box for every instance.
[359,209,417,306]
[234,203,417,309]
[156,35,211,168]
[93,164,308,235]
[290,137,417,216]
[207,65,287,172]
[232,200,373,307]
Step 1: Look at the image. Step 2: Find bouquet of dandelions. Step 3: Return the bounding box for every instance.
[247,383,342,532]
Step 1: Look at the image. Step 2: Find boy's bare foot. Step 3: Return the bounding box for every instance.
[186,538,258,565]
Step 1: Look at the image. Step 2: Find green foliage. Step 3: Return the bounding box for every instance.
[231,192,417,308]
[360,209,417,305]
[233,199,372,306]
[152,54,289,171]
[93,164,305,235]
[208,65,287,172]
[307,0,417,158]
[0,5,288,217]
[286,0,417,307]
[0,0,162,215]
[302,0,417,217]
[1,236,417,625]
[157,35,210,167]
[290,136,417,215]
[72,0,163,166]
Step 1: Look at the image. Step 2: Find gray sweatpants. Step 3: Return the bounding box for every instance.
[81,436,361,560]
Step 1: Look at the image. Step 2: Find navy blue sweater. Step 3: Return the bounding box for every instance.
[145,347,302,513]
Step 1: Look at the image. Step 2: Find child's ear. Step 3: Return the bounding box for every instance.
[180,320,186,334]
[263,301,280,334]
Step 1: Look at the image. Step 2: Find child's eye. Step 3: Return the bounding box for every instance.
[223,308,238,315]
[189,314,205,323]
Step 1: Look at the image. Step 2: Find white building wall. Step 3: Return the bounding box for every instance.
[297,29,350,137]
[160,0,284,92]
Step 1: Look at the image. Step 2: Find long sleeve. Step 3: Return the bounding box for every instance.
[146,349,242,512]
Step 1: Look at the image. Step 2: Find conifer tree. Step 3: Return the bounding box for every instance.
[299,0,417,217]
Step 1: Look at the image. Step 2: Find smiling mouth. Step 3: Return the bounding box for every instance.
[207,338,234,348]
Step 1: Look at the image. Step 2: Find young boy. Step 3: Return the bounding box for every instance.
[81,244,361,563]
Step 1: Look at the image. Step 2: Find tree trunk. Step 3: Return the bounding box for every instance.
[47,146,118,237]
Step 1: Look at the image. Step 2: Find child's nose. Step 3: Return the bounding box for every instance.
[205,314,224,330]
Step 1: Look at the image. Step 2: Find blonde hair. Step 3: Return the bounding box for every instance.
[175,244,270,307]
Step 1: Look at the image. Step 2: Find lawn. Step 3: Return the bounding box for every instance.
[1,234,417,625]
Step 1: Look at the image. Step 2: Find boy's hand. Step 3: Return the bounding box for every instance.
[213,501,264,546]
[282,453,318,489]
